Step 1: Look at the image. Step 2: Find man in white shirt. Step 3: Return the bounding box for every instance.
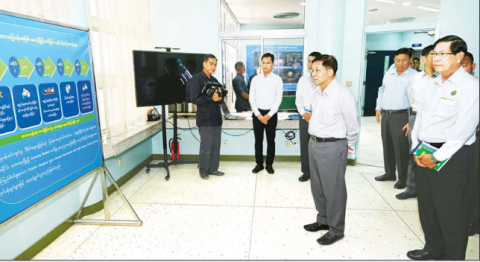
[407,35,479,260]
[295,51,321,182]
[396,45,437,200]
[303,55,359,246]
[249,53,284,174]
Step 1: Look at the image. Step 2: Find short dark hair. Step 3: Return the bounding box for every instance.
[421,45,435,57]
[395,48,412,58]
[203,54,217,62]
[234,61,244,71]
[434,35,468,55]
[309,51,322,58]
[409,48,415,57]
[261,53,275,63]
[464,52,474,63]
[312,54,338,76]
[413,57,420,62]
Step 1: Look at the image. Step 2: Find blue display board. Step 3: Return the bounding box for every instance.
[0,13,103,224]
[246,45,304,91]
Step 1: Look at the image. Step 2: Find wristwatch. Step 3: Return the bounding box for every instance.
[430,154,439,164]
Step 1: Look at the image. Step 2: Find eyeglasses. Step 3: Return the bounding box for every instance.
[431,52,455,59]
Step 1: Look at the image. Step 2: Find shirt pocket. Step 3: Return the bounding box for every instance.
[319,107,335,125]
[435,99,457,118]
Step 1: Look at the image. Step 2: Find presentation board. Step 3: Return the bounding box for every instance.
[0,12,103,224]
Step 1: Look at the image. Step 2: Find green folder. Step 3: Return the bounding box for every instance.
[412,141,450,171]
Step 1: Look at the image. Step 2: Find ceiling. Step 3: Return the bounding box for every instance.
[225,0,306,25]
[224,0,441,26]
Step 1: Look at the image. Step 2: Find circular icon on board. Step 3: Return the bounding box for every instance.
[35,58,44,77]
[9,56,20,78]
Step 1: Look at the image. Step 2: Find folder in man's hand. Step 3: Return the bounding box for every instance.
[412,141,450,171]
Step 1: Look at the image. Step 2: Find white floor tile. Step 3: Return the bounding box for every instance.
[67,204,253,260]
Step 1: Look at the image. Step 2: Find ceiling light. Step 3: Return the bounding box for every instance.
[300,2,306,5]
[417,5,440,12]
[273,12,300,19]
[369,8,379,12]
[403,2,411,5]
[374,0,396,4]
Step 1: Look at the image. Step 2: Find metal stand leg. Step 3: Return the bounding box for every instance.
[74,166,142,226]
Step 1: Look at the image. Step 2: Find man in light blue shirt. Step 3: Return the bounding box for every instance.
[374,48,416,189]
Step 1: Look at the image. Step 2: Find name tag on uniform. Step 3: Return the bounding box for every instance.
[439,96,456,106]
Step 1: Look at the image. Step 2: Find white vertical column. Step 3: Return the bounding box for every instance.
[438,0,479,76]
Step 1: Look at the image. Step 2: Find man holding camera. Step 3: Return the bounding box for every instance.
[189,54,224,180]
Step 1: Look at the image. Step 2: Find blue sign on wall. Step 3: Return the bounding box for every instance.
[0,13,103,224]
[246,45,304,91]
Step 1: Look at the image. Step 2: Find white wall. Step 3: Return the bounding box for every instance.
[439,0,479,76]
[150,0,219,55]
[366,31,436,51]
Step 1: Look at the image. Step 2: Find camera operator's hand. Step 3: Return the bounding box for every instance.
[212,91,222,102]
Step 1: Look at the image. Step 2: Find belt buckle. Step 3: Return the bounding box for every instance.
[311,136,317,142]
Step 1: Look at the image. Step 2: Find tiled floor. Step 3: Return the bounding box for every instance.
[34,117,479,260]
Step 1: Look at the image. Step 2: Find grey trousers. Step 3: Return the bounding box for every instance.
[299,118,310,176]
[405,113,417,193]
[199,125,221,174]
[309,139,348,237]
[381,112,410,182]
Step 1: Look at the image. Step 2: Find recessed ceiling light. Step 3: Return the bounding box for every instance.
[374,0,396,4]
[369,8,379,12]
[403,2,411,5]
[417,5,440,12]
[300,2,306,5]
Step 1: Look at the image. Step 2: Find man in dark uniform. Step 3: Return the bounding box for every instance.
[189,54,224,180]
[462,51,479,236]
[407,35,479,260]
[232,61,249,112]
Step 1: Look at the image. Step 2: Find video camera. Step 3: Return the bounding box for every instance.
[202,81,228,98]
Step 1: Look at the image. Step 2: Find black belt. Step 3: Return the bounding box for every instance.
[311,136,346,142]
[381,109,408,115]
[425,142,444,149]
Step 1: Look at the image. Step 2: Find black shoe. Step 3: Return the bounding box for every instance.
[375,174,396,181]
[304,222,329,232]
[396,191,417,200]
[394,181,407,189]
[252,165,264,173]
[199,172,209,180]
[209,170,225,176]
[317,233,344,245]
[299,174,310,182]
[468,223,479,236]
[266,166,275,174]
[406,249,442,260]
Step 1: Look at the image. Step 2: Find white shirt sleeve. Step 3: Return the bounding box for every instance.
[267,77,284,117]
[341,90,360,145]
[408,74,415,108]
[375,80,385,111]
[295,77,306,116]
[249,77,261,117]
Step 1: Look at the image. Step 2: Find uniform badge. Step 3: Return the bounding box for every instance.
[451,90,457,96]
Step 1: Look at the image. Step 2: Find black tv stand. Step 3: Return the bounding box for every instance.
[145,104,197,181]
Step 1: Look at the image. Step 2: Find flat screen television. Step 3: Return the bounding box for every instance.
[133,50,206,106]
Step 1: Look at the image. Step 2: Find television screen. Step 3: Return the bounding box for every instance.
[133,51,206,106]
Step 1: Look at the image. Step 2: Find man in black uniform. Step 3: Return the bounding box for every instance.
[189,54,224,180]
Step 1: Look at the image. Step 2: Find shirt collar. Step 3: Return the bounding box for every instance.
[318,78,338,97]
[435,66,467,85]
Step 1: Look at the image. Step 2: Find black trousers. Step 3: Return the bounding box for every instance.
[253,109,278,167]
[381,112,409,182]
[416,145,474,260]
